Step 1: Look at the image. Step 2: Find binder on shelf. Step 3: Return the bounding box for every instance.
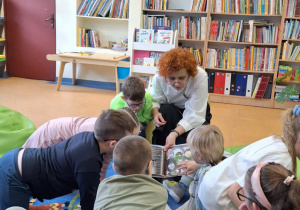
[254,75,270,99]
[224,73,231,95]
[246,75,254,97]
[214,72,225,94]
[230,72,237,95]
[235,74,248,96]
[263,83,273,99]
[208,72,215,93]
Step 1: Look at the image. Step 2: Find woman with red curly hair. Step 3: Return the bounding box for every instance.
[150,47,211,150]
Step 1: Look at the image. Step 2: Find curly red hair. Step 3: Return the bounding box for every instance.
[157,47,198,77]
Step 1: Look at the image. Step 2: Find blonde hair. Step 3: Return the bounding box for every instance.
[187,125,224,165]
[113,136,152,175]
[276,108,300,174]
[245,163,300,210]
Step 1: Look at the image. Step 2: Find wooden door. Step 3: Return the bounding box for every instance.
[4,0,56,81]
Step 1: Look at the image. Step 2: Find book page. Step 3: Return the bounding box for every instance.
[151,145,165,177]
[165,144,192,177]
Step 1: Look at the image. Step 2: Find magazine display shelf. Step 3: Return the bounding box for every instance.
[130,30,178,76]
[139,0,300,108]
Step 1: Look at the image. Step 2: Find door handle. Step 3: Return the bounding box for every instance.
[45,13,54,29]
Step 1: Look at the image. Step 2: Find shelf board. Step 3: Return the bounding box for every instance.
[277,81,300,85]
[279,59,300,63]
[133,42,176,52]
[285,17,300,20]
[178,38,205,42]
[131,65,157,75]
[282,38,300,42]
[142,9,207,14]
[208,40,278,46]
[209,93,273,108]
[273,100,300,109]
[210,12,282,17]
[205,68,275,74]
[76,15,129,21]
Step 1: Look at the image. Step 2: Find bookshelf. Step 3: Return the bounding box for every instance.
[76,0,130,51]
[137,0,300,108]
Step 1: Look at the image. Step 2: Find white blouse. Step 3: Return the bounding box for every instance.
[150,67,208,132]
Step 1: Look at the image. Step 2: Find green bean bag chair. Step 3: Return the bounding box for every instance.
[0,105,36,157]
[225,144,300,179]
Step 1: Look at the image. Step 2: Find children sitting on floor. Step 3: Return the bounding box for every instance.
[238,162,300,210]
[110,76,153,138]
[0,108,140,210]
[93,135,168,210]
[165,125,225,210]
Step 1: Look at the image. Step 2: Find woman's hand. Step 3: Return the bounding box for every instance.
[164,132,177,151]
[178,160,202,175]
[153,112,166,127]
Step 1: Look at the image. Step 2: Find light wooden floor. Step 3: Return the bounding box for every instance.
[0,77,287,148]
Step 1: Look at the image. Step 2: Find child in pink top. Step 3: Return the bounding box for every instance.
[22,117,111,181]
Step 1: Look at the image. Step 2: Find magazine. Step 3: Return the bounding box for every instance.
[143,57,155,66]
[151,144,192,177]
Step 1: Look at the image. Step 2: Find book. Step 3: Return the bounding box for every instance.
[157,30,174,44]
[151,144,192,177]
[133,50,150,65]
[138,29,154,43]
[153,26,171,43]
[143,57,155,66]
[150,51,164,66]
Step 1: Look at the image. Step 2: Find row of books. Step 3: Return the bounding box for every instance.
[135,28,174,44]
[181,47,204,66]
[208,72,271,99]
[210,0,283,15]
[278,65,300,81]
[189,0,208,12]
[77,27,101,48]
[275,85,300,101]
[179,16,207,40]
[286,0,300,17]
[281,41,300,60]
[209,20,279,44]
[143,0,168,10]
[207,47,277,72]
[77,0,129,18]
[282,19,300,39]
[141,15,207,40]
[133,50,164,66]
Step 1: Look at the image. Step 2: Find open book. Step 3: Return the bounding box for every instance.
[151,144,192,177]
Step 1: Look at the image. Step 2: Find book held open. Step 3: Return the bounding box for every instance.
[151,144,192,177]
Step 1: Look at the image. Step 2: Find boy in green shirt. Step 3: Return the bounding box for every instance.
[110,76,153,138]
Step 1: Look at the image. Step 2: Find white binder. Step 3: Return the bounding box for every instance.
[246,75,254,97]
[224,73,231,95]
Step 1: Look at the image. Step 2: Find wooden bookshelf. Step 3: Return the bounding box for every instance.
[139,0,299,108]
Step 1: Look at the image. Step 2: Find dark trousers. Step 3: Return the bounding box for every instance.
[0,149,32,209]
[152,103,212,146]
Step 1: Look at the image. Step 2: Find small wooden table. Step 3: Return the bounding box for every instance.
[46,52,130,94]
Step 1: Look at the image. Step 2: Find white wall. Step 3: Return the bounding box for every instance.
[55,0,142,82]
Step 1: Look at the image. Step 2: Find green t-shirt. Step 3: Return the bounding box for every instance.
[110,92,153,124]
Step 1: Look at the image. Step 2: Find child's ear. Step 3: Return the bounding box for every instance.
[253,203,261,210]
[147,160,153,176]
[112,163,116,173]
[107,140,118,151]
[238,203,248,210]
[121,96,125,101]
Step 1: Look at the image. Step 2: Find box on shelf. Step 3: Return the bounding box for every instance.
[117,59,129,79]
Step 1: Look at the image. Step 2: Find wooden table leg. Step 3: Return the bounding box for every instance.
[115,66,120,94]
[56,61,67,91]
[72,62,76,85]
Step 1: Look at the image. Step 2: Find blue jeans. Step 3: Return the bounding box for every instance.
[0,149,32,209]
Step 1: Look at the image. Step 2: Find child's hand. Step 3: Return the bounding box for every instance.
[164,132,177,151]
[153,112,166,127]
[178,160,202,175]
